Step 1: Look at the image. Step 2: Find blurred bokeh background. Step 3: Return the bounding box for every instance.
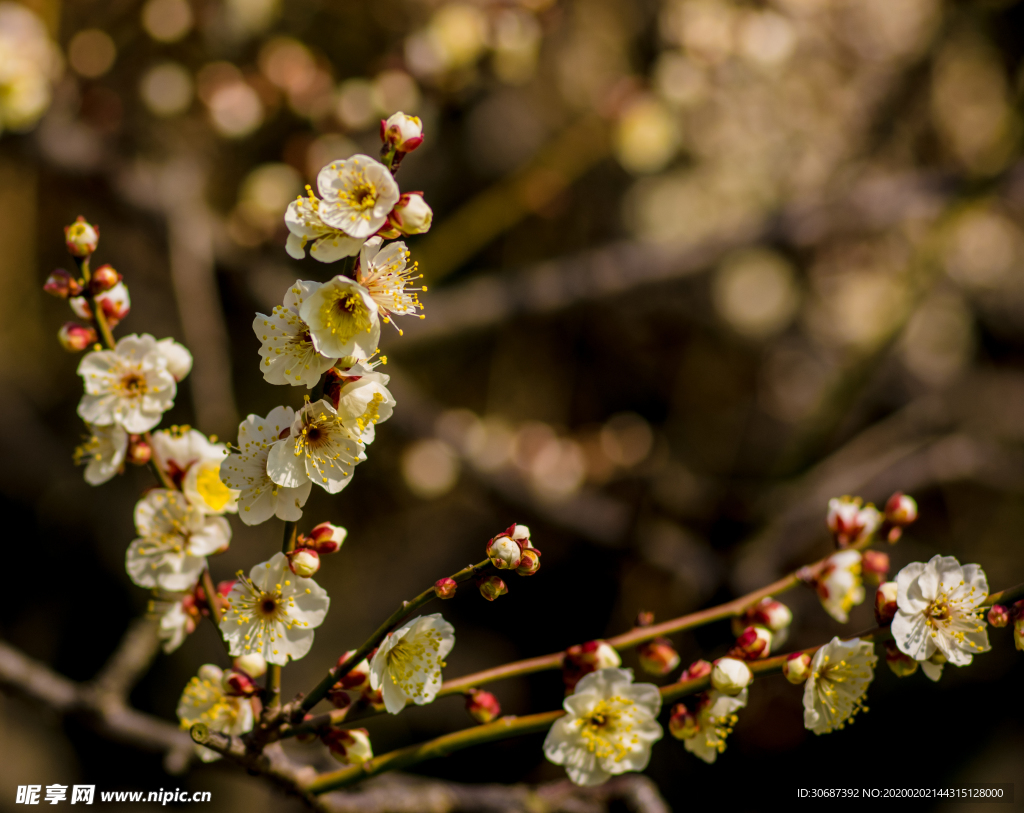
[2,0,1024,809]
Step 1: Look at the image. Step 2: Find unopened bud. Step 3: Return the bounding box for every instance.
[197,664,222,683]
[478,575,508,601]
[862,550,890,585]
[58,322,98,352]
[465,689,501,724]
[334,651,371,691]
[732,625,771,660]
[637,637,681,675]
[127,435,152,465]
[710,657,752,696]
[668,703,700,739]
[361,686,386,711]
[327,684,353,711]
[90,263,122,294]
[884,640,919,677]
[286,547,320,577]
[1015,618,1024,652]
[222,669,258,697]
[749,598,792,632]
[44,268,82,298]
[434,577,457,599]
[563,640,622,692]
[511,524,531,544]
[885,492,918,526]
[390,192,433,236]
[988,604,1010,628]
[515,548,541,576]
[307,521,347,554]
[381,112,423,152]
[679,659,713,682]
[874,581,899,625]
[486,535,522,570]
[826,496,881,547]
[72,282,131,328]
[65,216,99,256]
[323,727,373,766]
[233,653,267,678]
[783,651,812,684]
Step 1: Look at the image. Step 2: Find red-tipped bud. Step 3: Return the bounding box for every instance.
[361,686,386,711]
[465,689,501,724]
[783,651,812,684]
[710,657,752,695]
[221,669,258,697]
[988,604,1010,628]
[826,496,882,547]
[381,112,423,152]
[486,535,522,570]
[327,683,353,711]
[71,282,131,328]
[58,322,98,352]
[89,263,122,294]
[885,492,918,526]
[322,727,373,766]
[307,521,347,554]
[668,703,700,739]
[884,639,919,677]
[44,268,83,298]
[126,434,152,466]
[874,581,898,625]
[563,640,622,692]
[515,548,542,576]
[286,547,320,577]
[65,216,99,257]
[233,653,267,678]
[748,598,793,632]
[679,659,713,682]
[478,575,508,601]
[333,650,371,691]
[862,550,890,585]
[293,713,319,744]
[637,637,681,675]
[389,192,433,235]
[731,625,772,660]
[434,577,457,599]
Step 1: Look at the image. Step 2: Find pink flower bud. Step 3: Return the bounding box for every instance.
[334,651,371,691]
[562,640,622,692]
[126,435,152,466]
[221,669,258,697]
[323,727,373,766]
[731,625,772,660]
[874,581,898,625]
[486,535,522,570]
[884,492,918,526]
[668,703,699,739]
[478,575,508,601]
[327,684,353,711]
[44,268,82,298]
[233,653,267,678]
[381,112,423,152]
[679,659,713,682]
[71,282,131,328]
[89,263,122,294]
[434,577,458,599]
[637,637,681,675]
[884,640,919,677]
[287,547,320,577]
[58,322,98,352]
[515,548,542,576]
[390,192,433,235]
[65,216,99,256]
[710,657,752,695]
[783,651,812,684]
[988,604,1010,628]
[747,598,793,632]
[862,550,890,585]
[465,689,501,724]
[307,521,347,554]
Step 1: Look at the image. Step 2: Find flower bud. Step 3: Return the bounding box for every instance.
[988,604,1010,628]
[478,575,508,601]
[637,637,681,675]
[307,521,347,554]
[327,684,353,711]
[1015,618,1024,652]
[390,192,433,235]
[286,547,320,577]
[58,322,98,352]
[749,598,792,632]
[126,434,152,466]
[668,703,700,739]
[434,577,458,599]
[486,535,522,570]
[293,713,318,744]
[710,657,752,696]
[874,581,898,625]
[44,268,82,298]
[515,548,541,576]
[679,659,713,682]
[862,550,890,585]
[511,524,531,543]
[156,338,193,382]
[465,689,501,724]
[826,496,881,547]
[222,669,258,697]
[323,727,373,766]
[731,625,772,660]
[884,492,918,526]
[233,653,267,678]
[71,282,132,328]
[884,639,919,677]
[197,664,222,683]
[635,610,655,627]
[381,112,423,152]
[89,263,122,294]
[362,686,386,711]
[65,216,99,256]
[334,651,371,691]
[563,640,622,692]
[783,652,812,684]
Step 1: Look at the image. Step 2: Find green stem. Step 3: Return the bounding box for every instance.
[75,255,116,350]
[983,581,1024,607]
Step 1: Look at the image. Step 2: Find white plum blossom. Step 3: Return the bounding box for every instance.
[891,555,990,667]
[284,193,363,262]
[220,406,312,526]
[316,154,400,239]
[77,334,178,433]
[543,668,663,786]
[298,275,380,360]
[220,552,330,665]
[254,280,338,388]
[156,337,193,381]
[177,665,254,762]
[803,636,877,735]
[816,549,865,623]
[150,427,239,515]
[125,489,231,592]
[684,689,747,764]
[369,614,455,714]
[334,370,396,444]
[149,596,196,654]
[74,423,128,485]
[267,399,366,494]
[355,237,423,330]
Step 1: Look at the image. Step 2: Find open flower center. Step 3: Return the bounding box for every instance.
[343,179,377,211]
[575,696,636,761]
[317,290,372,345]
[118,370,148,396]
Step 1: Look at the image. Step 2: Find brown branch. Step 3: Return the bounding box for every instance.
[89,617,161,701]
